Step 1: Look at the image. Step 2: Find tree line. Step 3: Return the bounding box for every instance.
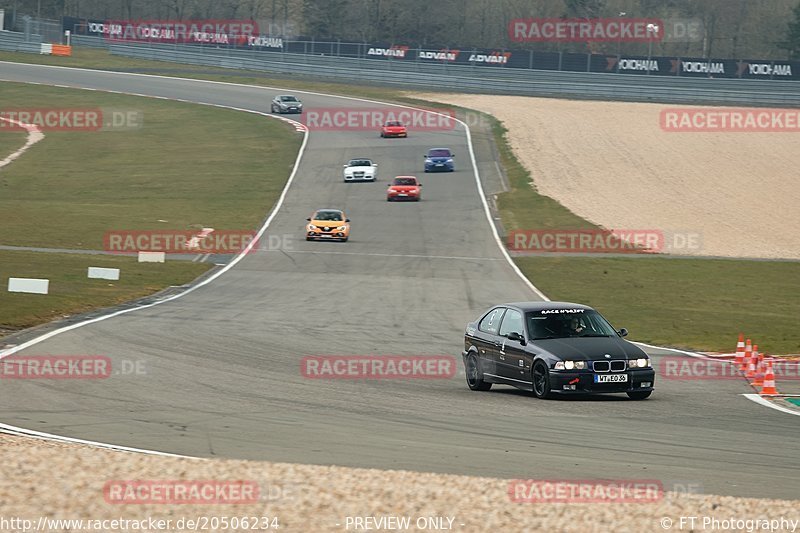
[3,0,800,59]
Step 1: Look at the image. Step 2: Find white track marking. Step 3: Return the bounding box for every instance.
[0,88,308,359]
[0,117,44,169]
[0,422,201,457]
[742,394,800,416]
[0,62,781,427]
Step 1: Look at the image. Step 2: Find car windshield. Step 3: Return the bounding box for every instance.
[281,96,298,102]
[349,160,372,167]
[525,309,618,339]
[313,210,344,221]
[393,178,417,186]
[428,149,451,157]
[385,121,403,127]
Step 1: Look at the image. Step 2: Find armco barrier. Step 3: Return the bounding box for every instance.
[0,30,43,54]
[106,42,800,107]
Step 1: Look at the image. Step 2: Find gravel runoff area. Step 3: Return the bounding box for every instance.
[414,93,800,260]
[1,435,799,532]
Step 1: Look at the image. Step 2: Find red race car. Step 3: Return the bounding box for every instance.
[387,176,421,202]
[380,120,408,138]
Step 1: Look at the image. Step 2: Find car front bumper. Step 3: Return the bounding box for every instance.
[425,163,454,171]
[549,369,655,394]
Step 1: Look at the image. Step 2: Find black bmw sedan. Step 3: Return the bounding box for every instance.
[461,302,655,400]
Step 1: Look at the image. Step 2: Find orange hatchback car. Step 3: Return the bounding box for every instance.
[387,176,421,202]
[306,209,351,241]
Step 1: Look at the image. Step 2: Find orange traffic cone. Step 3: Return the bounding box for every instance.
[760,359,778,395]
[734,333,745,367]
[741,338,753,371]
[753,354,765,387]
[746,344,758,378]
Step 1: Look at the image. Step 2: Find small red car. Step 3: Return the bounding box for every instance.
[380,120,408,138]
[387,176,421,202]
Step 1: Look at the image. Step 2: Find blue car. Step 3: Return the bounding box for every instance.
[424,148,454,172]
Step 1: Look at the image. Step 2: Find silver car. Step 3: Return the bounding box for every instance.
[271,95,303,114]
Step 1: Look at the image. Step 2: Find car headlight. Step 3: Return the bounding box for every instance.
[307,224,317,230]
[555,361,585,370]
[336,226,347,231]
[446,158,453,162]
[629,358,650,368]
[425,158,432,163]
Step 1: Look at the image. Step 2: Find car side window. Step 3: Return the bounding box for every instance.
[478,308,505,335]
[498,309,524,338]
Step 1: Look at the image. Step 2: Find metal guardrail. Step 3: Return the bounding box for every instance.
[106,42,800,106]
[0,30,43,54]
[71,35,109,49]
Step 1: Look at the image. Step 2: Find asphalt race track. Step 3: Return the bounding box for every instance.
[1,62,798,499]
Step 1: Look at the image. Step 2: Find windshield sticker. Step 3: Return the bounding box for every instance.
[541,309,585,314]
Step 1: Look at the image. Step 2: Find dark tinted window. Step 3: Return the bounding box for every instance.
[393,178,417,186]
[428,149,452,157]
[385,121,403,127]
[349,160,372,167]
[313,210,344,221]
[526,309,617,339]
[280,96,298,102]
[478,308,505,335]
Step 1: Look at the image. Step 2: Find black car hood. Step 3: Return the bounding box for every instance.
[531,337,646,361]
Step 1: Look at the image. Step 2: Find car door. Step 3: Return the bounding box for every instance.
[497,308,529,382]
[474,307,506,377]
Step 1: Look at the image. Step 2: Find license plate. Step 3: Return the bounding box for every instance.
[594,374,628,383]
[398,193,407,196]
[435,163,444,166]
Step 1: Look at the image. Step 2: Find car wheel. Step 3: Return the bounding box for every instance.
[306,237,312,241]
[532,361,553,399]
[387,197,392,202]
[414,197,421,202]
[627,390,652,400]
[465,354,492,391]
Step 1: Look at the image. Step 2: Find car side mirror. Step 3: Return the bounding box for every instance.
[373,164,377,167]
[419,183,422,186]
[345,218,351,222]
[507,331,526,345]
[618,328,628,337]
[343,164,347,168]
[306,217,311,221]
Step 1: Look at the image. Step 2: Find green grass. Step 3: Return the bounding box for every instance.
[2,48,797,353]
[516,256,800,354]
[0,128,27,159]
[0,80,300,337]
[0,250,211,332]
[0,82,301,249]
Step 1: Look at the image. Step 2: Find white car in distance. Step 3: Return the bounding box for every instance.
[343,158,377,182]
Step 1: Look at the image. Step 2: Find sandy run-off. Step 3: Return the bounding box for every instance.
[2,434,799,532]
[415,94,800,260]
